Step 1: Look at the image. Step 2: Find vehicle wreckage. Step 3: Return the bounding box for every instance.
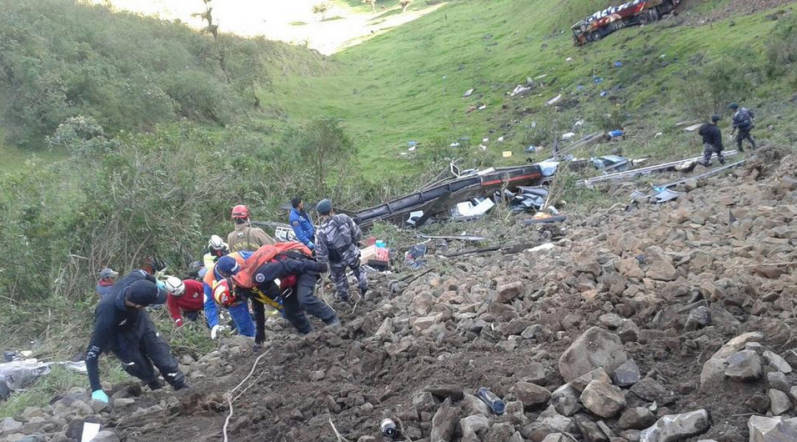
[348,163,550,227]
[571,0,682,45]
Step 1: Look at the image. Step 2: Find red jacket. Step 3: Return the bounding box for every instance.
[166,279,204,326]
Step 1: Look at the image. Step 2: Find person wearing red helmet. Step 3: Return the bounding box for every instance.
[227,204,275,253]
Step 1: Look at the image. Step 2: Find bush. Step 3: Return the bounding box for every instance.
[765,13,797,87]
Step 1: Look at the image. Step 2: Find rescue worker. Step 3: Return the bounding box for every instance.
[315,199,368,302]
[698,115,725,166]
[203,252,256,339]
[164,276,204,327]
[289,197,315,250]
[203,234,229,270]
[85,270,187,403]
[224,242,339,339]
[730,103,756,152]
[95,267,118,299]
[227,204,275,252]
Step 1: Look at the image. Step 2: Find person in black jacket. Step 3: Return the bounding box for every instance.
[698,115,725,167]
[85,270,187,403]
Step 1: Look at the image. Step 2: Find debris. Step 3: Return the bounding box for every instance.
[361,244,390,270]
[406,210,424,226]
[418,234,485,242]
[561,132,576,141]
[404,244,427,270]
[525,145,537,153]
[651,187,680,204]
[607,129,624,139]
[547,94,562,106]
[592,155,629,171]
[81,422,101,442]
[566,57,573,62]
[582,151,740,187]
[477,387,505,415]
[502,151,512,158]
[684,123,703,132]
[463,88,474,97]
[451,197,495,220]
[380,418,398,440]
[614,61,623,67]
[572,1,682,45]
[522,215,567,225]
[509,85,532,97]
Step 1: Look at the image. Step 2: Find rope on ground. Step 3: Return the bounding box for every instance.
[328,417,350,442]
[222,348,271,442]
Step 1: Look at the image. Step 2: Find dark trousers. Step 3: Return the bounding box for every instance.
[702,143,725,166]
[112,313,184,388]
[251,273,337,338]
[736,128,756,151]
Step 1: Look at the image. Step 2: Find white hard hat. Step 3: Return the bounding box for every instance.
[208,235,227,251]
[164,276,185,296]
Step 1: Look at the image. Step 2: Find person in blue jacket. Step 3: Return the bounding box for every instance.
[85,270,187,403]
[289,197,315,250]
[202,252,256,340]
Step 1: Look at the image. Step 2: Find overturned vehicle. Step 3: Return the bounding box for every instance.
[571,0,682,45]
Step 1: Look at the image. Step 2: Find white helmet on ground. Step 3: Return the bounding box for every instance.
[164,276,185,296]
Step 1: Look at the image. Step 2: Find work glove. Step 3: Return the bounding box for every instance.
[210,324,226,340]
[311,262,328,274]
[156,280,167,296]
[91,390,109,403]
[307,241,315,250]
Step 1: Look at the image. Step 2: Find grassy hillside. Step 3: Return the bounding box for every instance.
[0,0,794,342]
[270,0,795,175]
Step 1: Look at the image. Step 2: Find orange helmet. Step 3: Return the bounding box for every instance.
[231,205,250,220]
[212,279,236,307]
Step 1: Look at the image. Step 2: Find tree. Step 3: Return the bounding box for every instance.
[296,118,353,191]
[400,0,412,13]
[312,2,330,21]
[193,0,229,81]
[363,0,376,13]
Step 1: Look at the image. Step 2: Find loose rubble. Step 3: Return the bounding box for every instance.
[0,147,794,441]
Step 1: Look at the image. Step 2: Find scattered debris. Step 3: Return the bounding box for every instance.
[463,88,474,97]
[451,197,495,220]
[572,0,683,45]
[404,244,427,270]
[509,84,532,97]
[547,94,562,106]
[582,150,740,187]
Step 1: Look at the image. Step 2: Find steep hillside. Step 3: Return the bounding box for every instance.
[273,0,795,175]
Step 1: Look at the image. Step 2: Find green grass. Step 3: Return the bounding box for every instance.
[266,0,796,179]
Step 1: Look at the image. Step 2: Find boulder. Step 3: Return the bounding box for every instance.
[612,359,641,387]
[619,407,657,430]
[639,409,710,442]
[580,380,626,418]
[462,393,490,416]
[572,368,612,392]
[700,332,763,390]
[724,350,763,381]
[747,415,797,442]
[537,405,577,433]
[551,384,582,416]
[485,422,515,442]
[460,415,489,442]
[767,371,789,392]
[630,377,675,405]
[558,327,628,382]
[763,350,792,374]
[1,417,23,434]
[496,281,524,303]
[513,382,550,409]
[574,413,609,442]
[768,389,792,415]
[430,398,460,442]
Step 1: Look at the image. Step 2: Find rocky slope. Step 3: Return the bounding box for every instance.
[1,147,795,441]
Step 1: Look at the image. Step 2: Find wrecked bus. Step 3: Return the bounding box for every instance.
[571,0,682,45]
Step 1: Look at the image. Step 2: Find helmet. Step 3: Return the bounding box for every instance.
[711,115,721,123]
[729,103,739,110]
[212,279,236,307]
[215,255,240,277]
[231,205,250,220]
[208,235,228,255]
[164,276,185,296]
[316,199,332,215]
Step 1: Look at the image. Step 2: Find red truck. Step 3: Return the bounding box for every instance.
[572,0,682,45]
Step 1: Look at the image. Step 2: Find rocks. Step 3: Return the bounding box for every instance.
[92,431,120,442]
[685,306,711,330]
[768,389,792,415]
[496,281,523,303]
[1,417,23,434]
[763,350,792,373]
[558,327,629,382]
[513,382,550,409]
[630,377,675,405]
[766,371,789,392]
[619,407,657,430]
[724,350,763,381]
[430,398,460,442]
[574,413,610,442]
[581,380,626,418]
[700,332,763,390]
[551,384,582,416]
[112,398,136,408]
[460,415,489,442]
[612,359,641,387]
[747,415,797,442]
[639,409,710,442]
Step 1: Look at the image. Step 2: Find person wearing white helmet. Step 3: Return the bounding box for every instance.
[203,234,229,270]
[163,276,205,328]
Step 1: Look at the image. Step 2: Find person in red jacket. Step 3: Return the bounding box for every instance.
[163,276,205,327]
